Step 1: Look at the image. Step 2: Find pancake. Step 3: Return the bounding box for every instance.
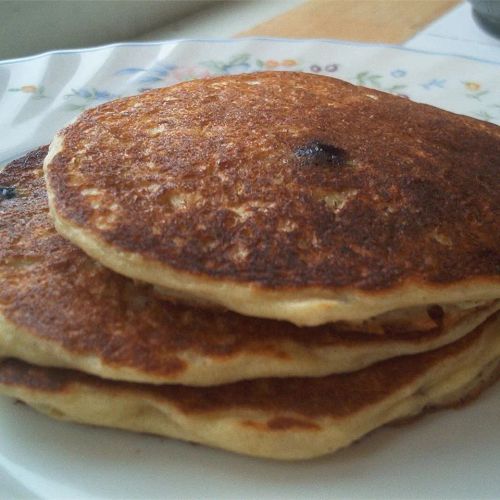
[43,72,500,326]
[0,315,498,460]
[2,149,499,385]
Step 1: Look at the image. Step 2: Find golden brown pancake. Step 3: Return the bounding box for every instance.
[43,72,500,326]
[2,149,498,385]
[0,315,498,460]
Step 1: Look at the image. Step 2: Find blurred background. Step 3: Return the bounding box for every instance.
[1,1,302,59]
[1,0,499,61]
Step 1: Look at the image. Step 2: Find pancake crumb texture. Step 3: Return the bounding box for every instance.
[4,149,499,385]
[0,315,498,460]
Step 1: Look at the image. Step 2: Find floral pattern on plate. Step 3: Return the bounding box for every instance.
[1,39,499,163]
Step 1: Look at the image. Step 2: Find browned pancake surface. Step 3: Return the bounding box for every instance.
[0,320,494,420]
[2,149,492,384]
[46,72,500,290]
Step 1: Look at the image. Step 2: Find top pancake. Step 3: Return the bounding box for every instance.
[44,71,500,326]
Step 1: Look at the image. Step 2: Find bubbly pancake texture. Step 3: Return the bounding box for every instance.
[0,315,498,460]
[4,149,499,385]
[44,72,500,326]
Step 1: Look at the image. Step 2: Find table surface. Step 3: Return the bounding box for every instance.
[240,0,460,42]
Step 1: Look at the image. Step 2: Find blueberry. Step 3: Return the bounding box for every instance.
[295,141,346,167]
[0,186,16,200]
[427,305,444,324]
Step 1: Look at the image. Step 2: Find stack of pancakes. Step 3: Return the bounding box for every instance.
[0,72,499,460]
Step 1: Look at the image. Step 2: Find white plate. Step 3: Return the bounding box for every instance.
[0,39,499,499]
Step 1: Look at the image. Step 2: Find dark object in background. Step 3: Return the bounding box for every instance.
[469,0,500,38]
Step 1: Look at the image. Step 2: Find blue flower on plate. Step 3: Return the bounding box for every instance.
[421,79,446,90]
[93,89,114,100]
[200,53,251,75]
[325,64,339,73]
[115,63,177,83]
[73,88,93,99]
[63,87,119,111]
[391,69,406,78]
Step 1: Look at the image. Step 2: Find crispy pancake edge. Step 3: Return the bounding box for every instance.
[0,315,498,460]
